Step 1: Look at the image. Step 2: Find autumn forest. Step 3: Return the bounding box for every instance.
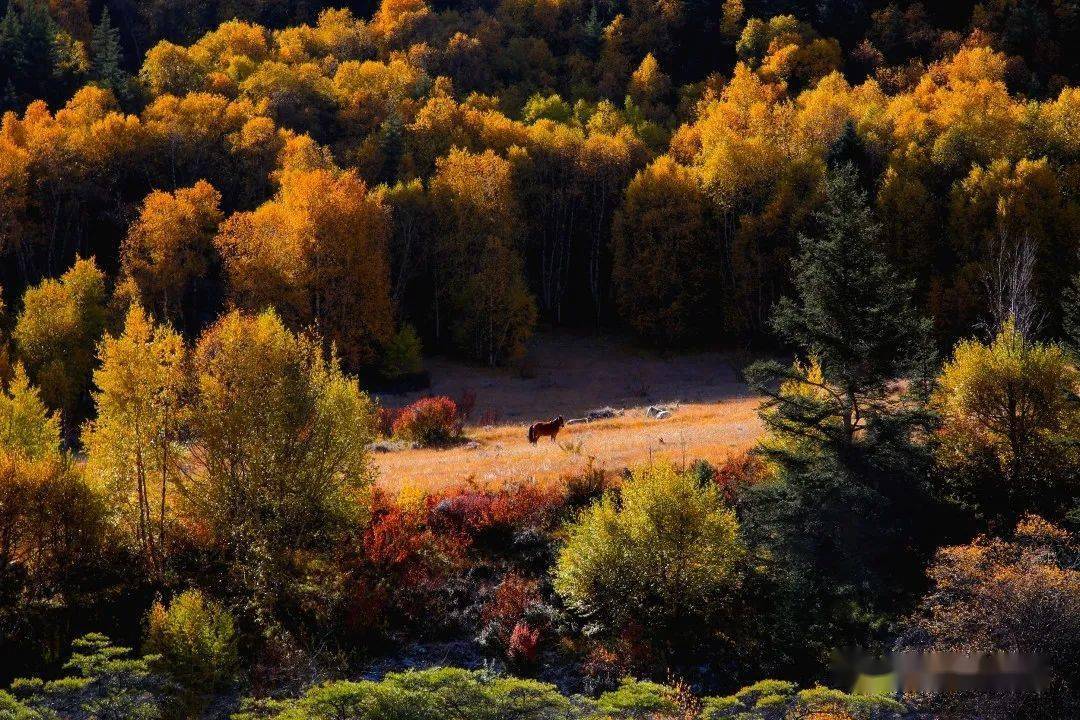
[3,0,1080,718]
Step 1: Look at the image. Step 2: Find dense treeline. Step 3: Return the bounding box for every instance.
[6,0,1080,375]
[6,1,1080,718]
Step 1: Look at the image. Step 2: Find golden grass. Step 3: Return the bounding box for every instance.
[374,398,763,493]
[372,331,766,493]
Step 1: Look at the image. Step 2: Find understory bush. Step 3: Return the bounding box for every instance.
[344,489,469,639]
[554,462,748,662]
[377,406,402,438]
[1,636,915,720]
[231,669,905,720]
[232,667,572,720]
[432,482,565,548]
[392,396,461,446]
[700,679,906,720]
[477,572,546,665]
[145,589,238,715]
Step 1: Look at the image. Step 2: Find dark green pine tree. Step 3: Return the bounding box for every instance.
[90,7,133,104]
[7,0,59,103]
[0,3,24,110]
[1062,269,1080,356]
[741,162,941,663]
[0,4,27,85]
[747,161,935,459]
[825,120,879,195]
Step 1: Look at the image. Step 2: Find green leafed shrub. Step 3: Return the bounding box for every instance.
[145,589,238,713]
[553,461,746,656]
[232,667,572,720]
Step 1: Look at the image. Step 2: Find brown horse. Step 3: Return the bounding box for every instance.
[528,416,565,443]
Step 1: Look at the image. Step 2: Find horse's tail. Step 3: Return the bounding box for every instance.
[528,425,537,443]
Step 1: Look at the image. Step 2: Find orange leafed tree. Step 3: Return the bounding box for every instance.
[429,148,536,364]
[123,180,223,330]
[611,156,715,346]
[215,167,394,369]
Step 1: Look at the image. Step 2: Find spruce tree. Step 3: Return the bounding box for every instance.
[9,0,58,102]
[825,119,879,194]
[90,7,132,103]
[747,161,935,458]
[0,4,26,84]
[742,162,940,660]
[0,4,23,110]
[1,0,87,105]
[1062,269,1080,356]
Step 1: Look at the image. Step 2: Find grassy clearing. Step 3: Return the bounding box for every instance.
[372,332,763,492]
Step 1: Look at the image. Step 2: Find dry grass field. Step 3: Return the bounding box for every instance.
[372,332,764,492]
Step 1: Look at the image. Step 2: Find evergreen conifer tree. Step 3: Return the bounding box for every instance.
[742,162,940,660]
[747,161,935,458]
[90,7,132,103]
[0,5,27,84]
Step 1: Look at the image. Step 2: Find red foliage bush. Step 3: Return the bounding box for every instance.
[343,490,469,638]
[480,572,540,634]
[431,483,564,542]
[508,621,540,665]
[713,451,767,503]
[392,396,461,446]
[480,572,543,663]
[363,492,467,572]
[455,388,477,422]
[377,406,402,438]
[484,484,563,530]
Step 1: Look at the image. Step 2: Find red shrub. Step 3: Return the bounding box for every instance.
[455,388,477,422]
[377,406,402,438]
[508,621,540,665]
[480,572,540,634]
[344,490,469,637]
[713,451,767,503]
[480,572,543,663]
[485,483,563,530]
[364,496,460,570]
[392,396,461,446]
[431,483,565,541]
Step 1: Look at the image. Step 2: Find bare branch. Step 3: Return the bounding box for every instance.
[980,230,1044,339]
